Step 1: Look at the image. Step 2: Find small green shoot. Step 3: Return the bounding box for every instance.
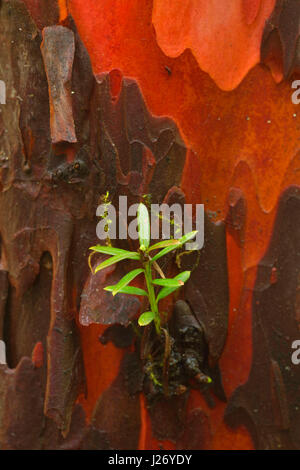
[89,202,197,334]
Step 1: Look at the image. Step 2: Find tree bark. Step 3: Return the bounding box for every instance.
[0,0,299,450]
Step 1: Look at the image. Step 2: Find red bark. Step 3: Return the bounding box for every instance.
[0,0,299,450]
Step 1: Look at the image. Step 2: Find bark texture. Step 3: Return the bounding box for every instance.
[0,0,299,450]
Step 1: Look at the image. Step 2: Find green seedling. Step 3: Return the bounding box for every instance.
[89,202,197,334]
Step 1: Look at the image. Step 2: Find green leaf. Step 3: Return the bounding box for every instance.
[94,252,139,273]
[149,239,180,252]
[150,232,198,262]
[151,244,180,262]
[138,311,155,326]
[137,203,150,251]
[152,278,183,287]
[178,230,198,245]
[174,271,191,283]
[110,268,144,296]
[156,271,191,302]
[90,245,139,258]
[104,285,148,296]
[149,232,199,263]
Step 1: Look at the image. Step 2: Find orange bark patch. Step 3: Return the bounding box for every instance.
[31,342,44,369]
[242,0,262,25]
[152,0,275,90]
[58,0,68,22]
[77,323,124,420]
